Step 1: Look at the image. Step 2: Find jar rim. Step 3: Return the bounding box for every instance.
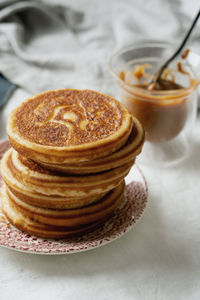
[109,41,199,98]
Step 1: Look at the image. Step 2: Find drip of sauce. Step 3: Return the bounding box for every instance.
[177,61,190,76]
[181,49,190,59]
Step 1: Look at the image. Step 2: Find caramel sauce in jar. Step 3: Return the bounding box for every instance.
[118,59,198,142]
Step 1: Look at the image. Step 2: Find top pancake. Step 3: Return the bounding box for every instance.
[7,89,133,163]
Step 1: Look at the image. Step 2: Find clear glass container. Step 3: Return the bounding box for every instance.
[109,42,199,166]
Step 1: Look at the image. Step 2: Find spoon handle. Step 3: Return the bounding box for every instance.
[156,9,200,81]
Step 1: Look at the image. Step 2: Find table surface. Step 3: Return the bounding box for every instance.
[0,89,200,300]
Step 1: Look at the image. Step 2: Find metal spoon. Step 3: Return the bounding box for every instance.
[148,9,200,90]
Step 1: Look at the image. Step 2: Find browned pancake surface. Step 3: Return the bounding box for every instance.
[14,89,124,147]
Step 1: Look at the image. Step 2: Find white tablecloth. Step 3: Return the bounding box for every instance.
[0,0,200,299]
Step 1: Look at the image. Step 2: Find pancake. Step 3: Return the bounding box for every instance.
[5,181,124,227]
[1,183,124,239]
[1,148,132,197]
[7,89,133,164]
[7,185,105,209]
[39,118,145,174]
[0,152,106,209]
[1,188,110,239]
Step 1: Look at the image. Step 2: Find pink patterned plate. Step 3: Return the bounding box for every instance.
[0,140,148,255]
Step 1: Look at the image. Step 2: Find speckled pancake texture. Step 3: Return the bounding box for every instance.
[7,89,133,163]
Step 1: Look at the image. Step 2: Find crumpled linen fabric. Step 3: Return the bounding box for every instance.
[0,0,199,96]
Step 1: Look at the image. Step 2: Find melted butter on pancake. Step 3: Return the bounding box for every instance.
[14,90,124,147]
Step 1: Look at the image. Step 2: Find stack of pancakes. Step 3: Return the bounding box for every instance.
[0,89,144,238]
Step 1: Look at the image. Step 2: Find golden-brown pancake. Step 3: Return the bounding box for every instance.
[7,89,133,164]
[6,185,105,209]
[1,183,124,239]
[5,181,124,227]
[0,151,106,209]
[39,119,144,174]
[1,148,132,197]
[1,193,109,239]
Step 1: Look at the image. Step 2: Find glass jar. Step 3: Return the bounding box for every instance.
[109,42,199,165]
